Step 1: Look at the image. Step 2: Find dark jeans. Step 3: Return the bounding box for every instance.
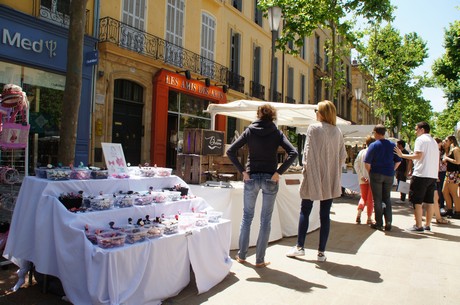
[370,172,394,227]
[296,199,333,252]
[437,171,446,208]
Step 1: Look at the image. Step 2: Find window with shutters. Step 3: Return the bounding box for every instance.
[201,12,216,78]
[165,0,185,66]
[120,0,146,52]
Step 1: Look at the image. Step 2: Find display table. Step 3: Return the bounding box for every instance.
[341,169,360,194]
[190,174,320,250]
[3,176,232,305]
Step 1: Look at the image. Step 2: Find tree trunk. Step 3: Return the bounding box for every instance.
[57,0,88,166]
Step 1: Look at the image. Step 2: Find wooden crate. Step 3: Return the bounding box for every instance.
[209,155,241,181]
[176,154,209,184]
[183,129,224,156]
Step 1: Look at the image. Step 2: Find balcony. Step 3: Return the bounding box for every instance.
[314,52,323,68]
[99,17,231,85]
[250,81,265,100]
[227,71,245,93]
[39,1,90,34]
[274,91,282,103]
[285,96,296,104]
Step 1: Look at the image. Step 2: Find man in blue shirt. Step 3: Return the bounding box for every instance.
[365,125,401,231]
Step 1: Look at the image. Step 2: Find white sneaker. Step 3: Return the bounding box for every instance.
[286,246,305,257]
[317,252,327,262]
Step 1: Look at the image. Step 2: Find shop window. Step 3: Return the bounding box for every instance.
[0,62,65,172]
[167,91,212,155]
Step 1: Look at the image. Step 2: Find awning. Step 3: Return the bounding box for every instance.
[206,100,351,129]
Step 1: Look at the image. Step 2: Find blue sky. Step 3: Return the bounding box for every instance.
[390,0,460,112]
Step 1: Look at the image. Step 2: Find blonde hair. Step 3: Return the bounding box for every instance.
[317,100,337,126]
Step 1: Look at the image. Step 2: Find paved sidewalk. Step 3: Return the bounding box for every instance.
[1,191,459,304]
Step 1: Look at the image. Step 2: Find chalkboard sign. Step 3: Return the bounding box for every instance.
[183,129,224,156]
[201,130,224,155]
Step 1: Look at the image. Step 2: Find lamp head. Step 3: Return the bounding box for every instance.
[268,6,282,31]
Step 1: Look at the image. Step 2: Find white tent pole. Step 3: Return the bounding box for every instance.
[211,113,216,130]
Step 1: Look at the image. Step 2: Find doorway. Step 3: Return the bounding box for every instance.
[113,80,144,166]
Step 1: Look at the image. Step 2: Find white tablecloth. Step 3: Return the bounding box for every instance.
[190,174,320,250]
[341,170,360,193]
[3,176,232,305]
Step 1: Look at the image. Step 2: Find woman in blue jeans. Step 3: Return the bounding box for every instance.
[227,104,297,267]
[286,100,347,262]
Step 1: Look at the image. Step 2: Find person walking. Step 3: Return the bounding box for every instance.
[364,125,401,231]
[442,135,460,218]
[394,121,439,232]
[286,100,347,262]
[395,140,412,203]
[227,103,298,267]
[354,135,375,225]
[435,138,447,215]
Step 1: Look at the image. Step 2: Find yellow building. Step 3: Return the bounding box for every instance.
[0,0,367,171]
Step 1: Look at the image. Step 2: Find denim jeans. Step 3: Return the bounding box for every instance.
[369,172,394,227]
[296,199,333,252]
[238,173,279,264]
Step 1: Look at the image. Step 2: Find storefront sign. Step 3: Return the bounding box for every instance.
[2,28,57,58]
[85,50,98,65]
[165,74,224,99]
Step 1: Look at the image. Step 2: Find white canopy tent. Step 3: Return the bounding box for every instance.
[205,100,351,129]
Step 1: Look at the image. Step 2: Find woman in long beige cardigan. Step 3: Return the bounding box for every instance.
[286,100,347,262]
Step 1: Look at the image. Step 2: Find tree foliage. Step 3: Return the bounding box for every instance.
[257,0,394,95]
[432,20,460,107]
[57,0,88,166]
[356,23,430,138]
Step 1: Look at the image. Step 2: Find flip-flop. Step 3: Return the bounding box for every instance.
[436,218,451,224]
[255,261,271,268]
[235,255,246,264]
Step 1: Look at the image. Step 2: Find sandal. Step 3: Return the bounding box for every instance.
[367,219,373,225]
[235,255,246,264]
[436,218,451,224]
[355,215,361,224]
[255,261,271,268]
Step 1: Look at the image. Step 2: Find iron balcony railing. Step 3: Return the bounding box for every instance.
[285,96,296,104]
[250,81,265,100]
[274,91,282,103]
[227,71,245,93]
[99,16,239,86]
[39,0,90,34]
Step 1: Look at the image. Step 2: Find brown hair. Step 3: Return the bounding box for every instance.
[373,124,386,136]
[366,135,375,146]
[257,103,277,122]
[317,100,337,126]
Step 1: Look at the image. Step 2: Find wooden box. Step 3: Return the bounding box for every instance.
[209,155,241,181]
[176,154,209,184]
[183,129,225,156]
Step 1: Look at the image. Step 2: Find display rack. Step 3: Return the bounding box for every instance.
[0,84,29,265]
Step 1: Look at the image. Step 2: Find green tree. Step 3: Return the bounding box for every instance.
[431,20,460,138]
[57,0,88,166]
[356,23,429,136]
[257,0,393,96]
[432,20,460,107]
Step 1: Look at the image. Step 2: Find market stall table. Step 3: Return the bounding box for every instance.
[3,176,232,305]
[190,173,320,249]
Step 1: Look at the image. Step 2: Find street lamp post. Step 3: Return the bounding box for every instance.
[268,6,282,102]
[355,88,362,124]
